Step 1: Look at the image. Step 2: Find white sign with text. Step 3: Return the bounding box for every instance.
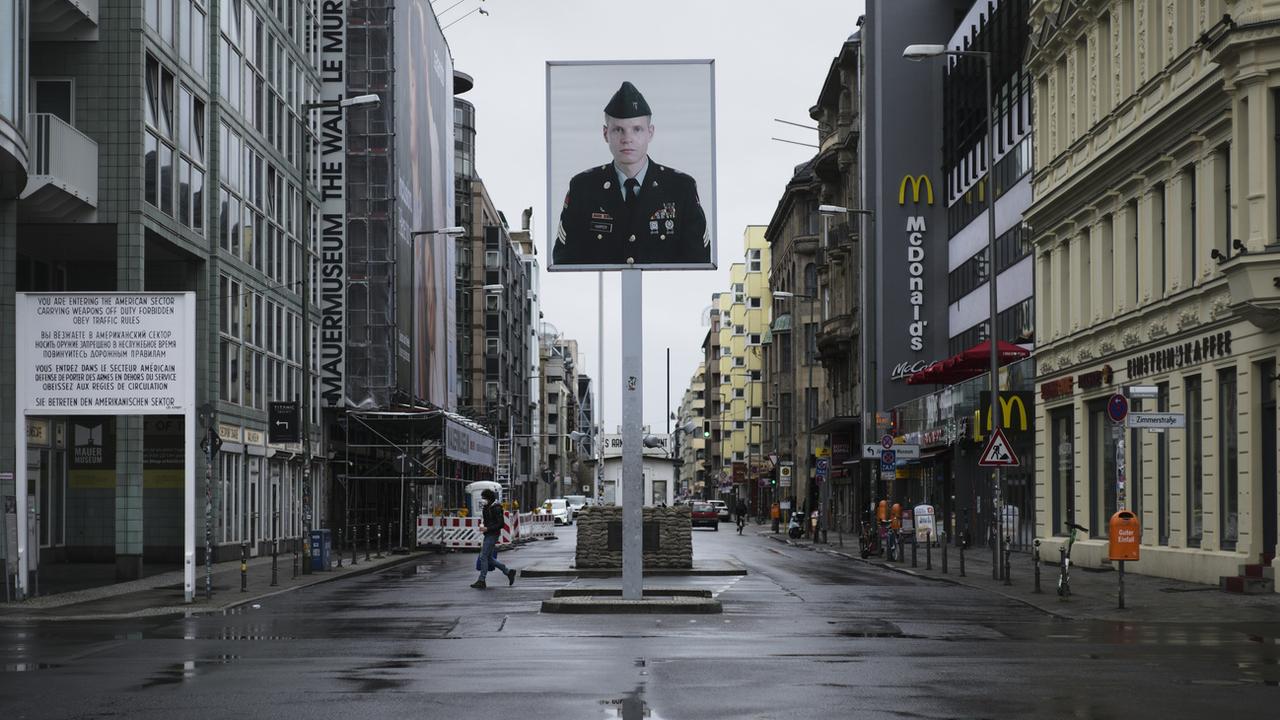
[16,293,195,415]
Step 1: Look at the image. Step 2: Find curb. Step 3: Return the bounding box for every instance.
[765,533,1067,620]
[0,552,430,623]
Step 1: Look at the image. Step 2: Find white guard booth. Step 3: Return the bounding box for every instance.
[464,480,503,516]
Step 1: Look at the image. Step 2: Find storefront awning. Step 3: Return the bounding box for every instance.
[906,340,1030,385]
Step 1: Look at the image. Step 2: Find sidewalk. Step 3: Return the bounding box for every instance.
[0,546,429,622]
[762,528,1280,623]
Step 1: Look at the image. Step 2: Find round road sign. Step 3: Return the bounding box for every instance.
[881,434,894,450]
[1107,392,1129,424]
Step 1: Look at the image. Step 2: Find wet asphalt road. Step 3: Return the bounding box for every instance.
[1,523,1278,719]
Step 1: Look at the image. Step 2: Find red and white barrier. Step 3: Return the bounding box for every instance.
[417,515,484,549]
[501,511,519,545]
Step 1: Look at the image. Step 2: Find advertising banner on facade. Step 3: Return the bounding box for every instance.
[396,0,456,410]
[15,293,195,415]
[318,0,347,408]
[444,417,495,468]
[546,60,717,271]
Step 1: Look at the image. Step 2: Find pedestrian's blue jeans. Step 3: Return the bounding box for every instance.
[477,534,509,581]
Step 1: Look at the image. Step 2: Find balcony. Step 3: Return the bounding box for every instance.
[20,114,98,218]
[817,312,857,361]
[1221,247,1280,331]
[30,0,98,41]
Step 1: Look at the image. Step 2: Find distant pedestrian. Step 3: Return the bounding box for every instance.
[735,498,748,534]
[471,489,516,589]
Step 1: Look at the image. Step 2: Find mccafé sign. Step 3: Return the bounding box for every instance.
[899,174,935,354]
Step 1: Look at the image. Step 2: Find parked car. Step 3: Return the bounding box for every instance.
[690,502,719,530]
[709,499,730,522]
[544,499,572,525]
[563,494,589,518]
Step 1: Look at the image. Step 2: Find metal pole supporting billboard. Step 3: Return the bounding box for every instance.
[621,269,644,600]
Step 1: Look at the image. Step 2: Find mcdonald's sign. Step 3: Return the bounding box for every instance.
[973,391,1034,441]
[898,174,935,206]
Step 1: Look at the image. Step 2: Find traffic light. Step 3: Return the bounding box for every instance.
[703,422,711,439]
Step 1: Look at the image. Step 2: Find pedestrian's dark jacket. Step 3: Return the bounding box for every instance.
[482,501,504,537]
[554,158,709,266]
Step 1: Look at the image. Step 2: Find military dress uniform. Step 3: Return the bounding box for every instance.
[554,159,709,266]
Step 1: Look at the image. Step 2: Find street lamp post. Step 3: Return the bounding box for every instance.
[773,290,817,541]
[298,93,379,571]
[903,43,1002,579]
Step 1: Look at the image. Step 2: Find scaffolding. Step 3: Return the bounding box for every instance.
[333,407,495,550]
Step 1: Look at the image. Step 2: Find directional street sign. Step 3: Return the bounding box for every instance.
[1127,412,1186,429]
[267,401,300,444]
[863,443,921,460]
[978,427,1020,467]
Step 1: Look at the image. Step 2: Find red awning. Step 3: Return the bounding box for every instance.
[906,340,1030,386]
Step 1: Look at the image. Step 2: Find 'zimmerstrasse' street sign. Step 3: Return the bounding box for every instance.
[1126,412,1186,429]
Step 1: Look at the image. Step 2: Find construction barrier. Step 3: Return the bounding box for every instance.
[417,511,554,549]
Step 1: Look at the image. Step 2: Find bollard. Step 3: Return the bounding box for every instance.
[336,528,344,568]
[240,542,248,592]
[270,538,279,587]
[302,532,312,576]
[1118,559,1126,609]
[926,530,932,570]
[959,539,966,577]
[1003,537,1012,586]
[941,531,948,574]
[292,538,299,580]
[376,524,384,558]
[365,524,371,562]
[1033,540,1042,593]
[351,526,359,565]
[911,533,919,568]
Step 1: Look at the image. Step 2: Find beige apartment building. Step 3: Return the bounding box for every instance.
[1027,0,1278,588]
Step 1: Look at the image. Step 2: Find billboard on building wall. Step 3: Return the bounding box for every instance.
[546,60,717,271]
[865,1,960,410]
[318,0,347,408]
[395,0,456,409]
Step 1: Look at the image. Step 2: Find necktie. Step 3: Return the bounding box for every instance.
[624,177,639,204]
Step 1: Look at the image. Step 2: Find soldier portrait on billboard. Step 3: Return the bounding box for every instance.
[552,81,710,267]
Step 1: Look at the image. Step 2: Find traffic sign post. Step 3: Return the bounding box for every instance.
[978,428,1019,467]
[880,450,896,472]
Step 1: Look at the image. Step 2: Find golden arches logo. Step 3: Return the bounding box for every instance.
[898,174,935,206]
[972,393,1032,441]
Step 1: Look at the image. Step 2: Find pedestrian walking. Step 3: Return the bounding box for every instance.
[470,489,516,589]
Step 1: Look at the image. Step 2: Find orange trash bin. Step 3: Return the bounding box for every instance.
[1108,510,1140,561]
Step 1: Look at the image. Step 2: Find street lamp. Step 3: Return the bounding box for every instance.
[904,42,1005,581]
[772,289,821,541]
[298,92,380,572]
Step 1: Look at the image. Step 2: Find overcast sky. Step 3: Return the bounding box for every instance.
[443,0,867,434]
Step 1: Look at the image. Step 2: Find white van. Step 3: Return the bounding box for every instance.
[543,498,572,525]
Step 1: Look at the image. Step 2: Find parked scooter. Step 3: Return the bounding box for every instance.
[787,511,804,539]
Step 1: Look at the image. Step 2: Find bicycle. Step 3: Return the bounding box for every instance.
[1057,521,1089,597]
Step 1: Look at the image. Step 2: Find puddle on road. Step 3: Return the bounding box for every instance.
[600,685,665,719]
[139,656,239,688]
[3,662,62,672]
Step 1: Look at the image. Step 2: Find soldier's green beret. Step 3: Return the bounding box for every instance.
[604,81,651,119]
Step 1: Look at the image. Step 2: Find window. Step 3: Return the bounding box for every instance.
[733,388,745,399]
[748,249,762,272]
[1050,407,1075,533]
[748,297,761,309]
[805,387,817,430]
[1089,399,1117,539]
[804,322,817,364]
[804,263,817,298]
[749,333,761,345]
[1185,374,1203,547]
[1218,367,1238,550]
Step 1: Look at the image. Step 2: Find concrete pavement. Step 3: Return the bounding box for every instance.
[763,527,1280,622]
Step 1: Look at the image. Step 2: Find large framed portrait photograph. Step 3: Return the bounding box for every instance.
[546,60,717,271]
